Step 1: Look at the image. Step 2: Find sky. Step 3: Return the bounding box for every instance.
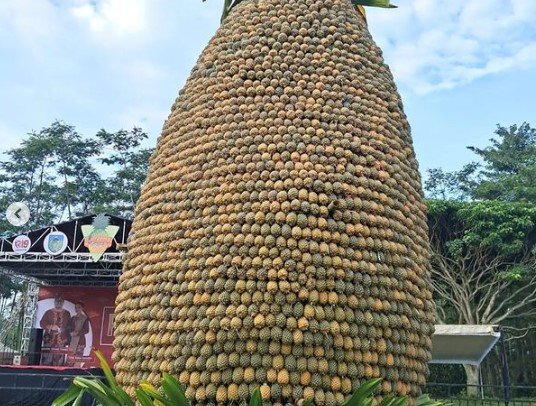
[0,0,535,175]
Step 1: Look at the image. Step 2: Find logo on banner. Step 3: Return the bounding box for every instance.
[12,235,31,254]
[43,231,68,255]
[100,306,115,346]
[81,214,120,262]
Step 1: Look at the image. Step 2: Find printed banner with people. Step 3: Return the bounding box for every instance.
[34,286,117,368]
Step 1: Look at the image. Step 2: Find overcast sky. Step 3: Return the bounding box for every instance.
[0,0,535,174]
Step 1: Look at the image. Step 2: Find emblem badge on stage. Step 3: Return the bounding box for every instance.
[43,231,68,255]
[12,234,31,254]
[81,214,120,262]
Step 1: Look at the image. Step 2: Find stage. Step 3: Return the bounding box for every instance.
[0,365,103,406]
[0,214,130,405]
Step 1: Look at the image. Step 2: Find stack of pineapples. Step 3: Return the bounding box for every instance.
[113,0,435,405]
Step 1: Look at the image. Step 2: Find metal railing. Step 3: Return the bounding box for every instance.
[0,252,124,263]
[424,382,536,406]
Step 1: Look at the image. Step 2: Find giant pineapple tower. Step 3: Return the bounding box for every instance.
[113,0,435,404]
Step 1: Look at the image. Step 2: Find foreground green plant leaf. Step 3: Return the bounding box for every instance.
[386,396,409,406]
[72,390,85,406]
[72,376,121,406]
[135,388,154,406]
[249,387,262,406]
[53,359,447,406]
[52,350,133,406]
[51,383,85,406]
[139,381,175,405]
[341,378,383,406]
[417,394,449,406]
[94,350,134,405]
[161,372,190,406]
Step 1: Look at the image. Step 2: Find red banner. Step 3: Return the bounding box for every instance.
[35,286,117,368]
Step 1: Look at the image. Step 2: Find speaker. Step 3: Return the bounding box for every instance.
[28,328,43,365]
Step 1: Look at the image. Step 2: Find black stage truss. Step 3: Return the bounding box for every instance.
[0,214,131,286]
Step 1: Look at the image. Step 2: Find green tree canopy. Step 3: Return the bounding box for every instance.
[427,199,536,396]
[0,121,154,234]
[96,127,153,218]
[425,122,536,202]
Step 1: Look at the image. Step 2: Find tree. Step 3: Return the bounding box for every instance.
[425,122,536,202]
[0,127,61,231]
[424,123,536,391]
[0,121,106,229]
[0,121,153,233]
[96,127,153,218]
[40,121,103,220]
[469,123,536,202]
[0,274,23,348]
[0,274,22,303]
[428,199,536,393]
[424,164,480,201]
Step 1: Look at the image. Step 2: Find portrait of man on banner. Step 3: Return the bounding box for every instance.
[36,286,115,368]
[36,296,93,366]
[39,295,71,365]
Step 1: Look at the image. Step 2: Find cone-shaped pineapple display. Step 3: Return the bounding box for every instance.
[113,0,435,404]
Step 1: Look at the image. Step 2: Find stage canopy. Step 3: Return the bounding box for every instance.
[0,214,131,286]
[430,324,501,365]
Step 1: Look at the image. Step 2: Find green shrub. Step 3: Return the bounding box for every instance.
[52,350,446,406]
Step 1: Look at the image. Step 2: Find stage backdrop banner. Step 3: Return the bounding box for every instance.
[35,286,117,368]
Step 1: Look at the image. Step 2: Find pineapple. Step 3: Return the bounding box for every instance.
[81,214,120,262]
[113,0,435,404]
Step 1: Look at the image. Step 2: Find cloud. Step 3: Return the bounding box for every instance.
[1,0,534,157]
[0,0,173,148]
[368,0,536,94]
[0,0,63,56]
[70,0,149,41]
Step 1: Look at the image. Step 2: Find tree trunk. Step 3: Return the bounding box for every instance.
[35,159,47,225]
[464,364,480,397]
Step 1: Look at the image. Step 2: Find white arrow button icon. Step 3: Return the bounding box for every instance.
[6,202,30,226]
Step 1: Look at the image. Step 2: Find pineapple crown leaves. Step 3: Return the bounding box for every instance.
[351,0,397,20]
[92,213,111,230]
[202,0,244,23]
[204,0,397,24]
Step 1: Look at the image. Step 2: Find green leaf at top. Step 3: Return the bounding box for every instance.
[220,0,232,23]
[351,0,398,8]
